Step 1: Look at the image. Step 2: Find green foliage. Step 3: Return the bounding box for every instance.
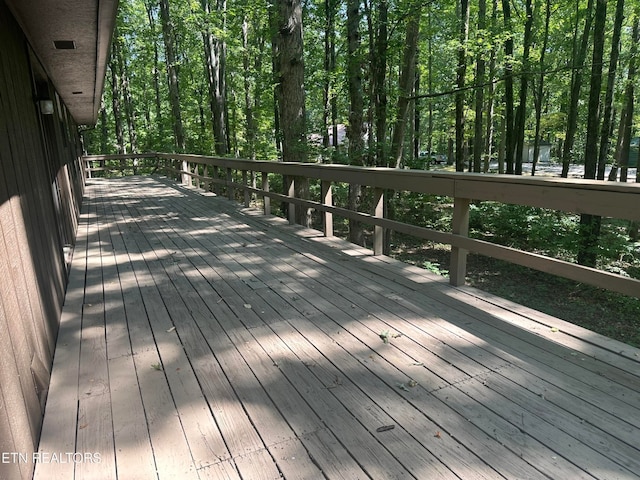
[469,203,580,258]
[468,202,640,276]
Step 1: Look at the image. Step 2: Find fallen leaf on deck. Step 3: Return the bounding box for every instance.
[151,363,163,371]
[434,431,441,438]
[396,383,410,392]
[407,380,418,387]
[79,424,88,430]
[376,425,395,432]
[410,362,424,366]
[379,330,390,343]
[391,332,402,339]
[166,326,176,333]
[550,327,559,333]
[244,303,252,309]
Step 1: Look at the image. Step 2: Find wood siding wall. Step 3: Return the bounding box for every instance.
[0,1,85,478]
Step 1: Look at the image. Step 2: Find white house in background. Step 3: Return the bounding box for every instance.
[522,142,553,164]
[309,124,369,147]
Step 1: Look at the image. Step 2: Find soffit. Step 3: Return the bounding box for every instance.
[5,0,119,125]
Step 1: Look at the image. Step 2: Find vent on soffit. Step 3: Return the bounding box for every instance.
[53,40,76,50]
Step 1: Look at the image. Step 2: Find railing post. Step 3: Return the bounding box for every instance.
[373,188,384,255]
[262,172,271,215]
[243,170,250,207]
[450,197,470,286]
[226,168,234,200]
[287,176,296,224]
[321,180,333,237]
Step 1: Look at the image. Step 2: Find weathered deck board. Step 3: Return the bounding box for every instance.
[35,176,640,480]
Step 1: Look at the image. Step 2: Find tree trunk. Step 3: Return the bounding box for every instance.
[514,0,533,175]
[109,37,126,155]
[501,0,515,174]
[390,11,421,168]
[473,0,486,173]
[322,0,337,152]
[455,0,470,172]
[532,0,551,177]
[596,0,624,181]
[144,1,163,147]
[159,0,186,151]
[274,0,307,163]
[612,10,638,183]
[561,0,594,178]
[484,0,499,173]
[274,0,309,225]
[347,0,366,245]
[242,17,256,159]
[116,34,137,154]
[373,0,388,166]
[202,0,228,155]
[577,0,607,267]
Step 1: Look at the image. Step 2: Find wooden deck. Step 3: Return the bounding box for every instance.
[34,176,640,480]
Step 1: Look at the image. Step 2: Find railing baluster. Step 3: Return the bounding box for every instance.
[373,188,384,256]
[321,180,333,237]
[243,170,250,207]
[262,172,271,215]
[226,167,234,200]
[287,176,295,224]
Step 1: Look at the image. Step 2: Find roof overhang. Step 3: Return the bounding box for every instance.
[5,0,119,126]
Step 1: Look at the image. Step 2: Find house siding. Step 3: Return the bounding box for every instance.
[0,1,85,478]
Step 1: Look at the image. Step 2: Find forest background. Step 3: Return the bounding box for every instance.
[84,0,640,345]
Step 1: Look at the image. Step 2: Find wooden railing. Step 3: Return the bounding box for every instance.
[83,153,640,299]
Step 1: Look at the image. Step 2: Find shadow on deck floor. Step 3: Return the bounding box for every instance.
[34,176,640,480]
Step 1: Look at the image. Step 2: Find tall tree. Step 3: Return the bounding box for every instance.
[144,0,164,148]
[473,0,487,173]
[347,0,366,244]
[159,0,186,151]
[596,0,625,180]
[514,0,533,175]
[322,0,338,152]
[201,0,229,155]
[532,0,552,177]
[501,0,515,174]
[484,0,499,173]
[610,8,639,183]
[577,0,607,267]
[390,10,421,168]
[115,32,138,153]
[273,0,309,225]
[372,0,388,166]
[109,34,126,155]
[560,0,594,178]
[273,0,307,162]
[455,0,470,172]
